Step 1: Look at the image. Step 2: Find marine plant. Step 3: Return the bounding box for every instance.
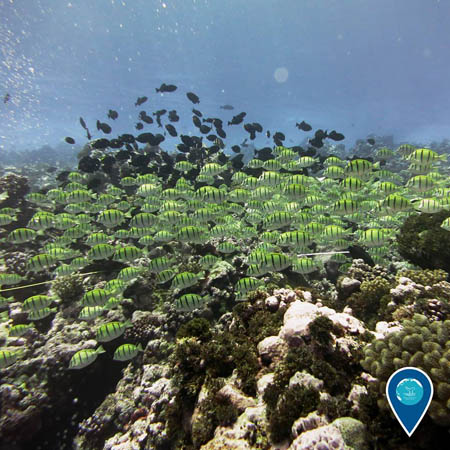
[52,273,85,303]
[397,268,448,286]
[342,276,393,328]
[263,316,361,444]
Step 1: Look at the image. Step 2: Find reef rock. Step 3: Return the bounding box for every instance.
[280,300,365,346]
[217,384,256,413]
[256,373,274,398]
[291,411,329,438]
[257,335,288,365]
[200,405,267,450]
[289,417,368,450]
[338,277,361,297]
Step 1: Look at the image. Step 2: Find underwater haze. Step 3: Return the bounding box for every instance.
[2,2,450,450]
[1,0,450,151]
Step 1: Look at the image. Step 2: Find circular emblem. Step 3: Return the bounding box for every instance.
[396,378,424,406]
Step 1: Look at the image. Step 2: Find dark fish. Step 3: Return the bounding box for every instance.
[87,177,103,190]
[206,134,217,142]
[116,149,131,161]
[315,129,327,140]
[156,83,177,93]
[244,122,262,140]
[228,112,246,125]
[241,138,248,147]
[107,109,118,120]
[180,135,194,146]
[131,154,152,167]
[136,133,154,144]
[220,104,234,110]
[208,145,220,154]
[309,137,324,148]
[216,127,226,139]
[186,92,200,104]
[273,131,285,141]
[231,154,244,170]
[217,152,229,164]
[199,125,211,134]
[141,116,153,124]
[109,139,123,149]
[78,156,101,173]
[135,122,144,130]
[101,123,112,134]
[96,120,112,134]
[203,118,214,123]
[192,116,202,128]
[56,170,70,182]
[139,111,153,124]
[91,138,110,149]
[135,96,148,106]
[153,109,167,128]
[151,133,165,146]
[231,145,241,153]
[177,143,190,153]
[244,123,257,140]
[213,118,223,129]
[274,138,283,146]
[327,130,345,141]
[168,110,179,122]
[3,93,10,103]
[256,147,274,161]
[154,109,167,117]
[175,153,188,162]
[47,166,57,173]
[86,129,92,140]
[79,117,87,129]
[367,138,375,145]
[296,121,312,131]
[65,137,75,144]
[252,122,263,133]
[165,124,177,137]
[266,131,270,138]
[244,123,254,133]
[191,136,203,147]
[101,155,116,174]
[192,108,202,117]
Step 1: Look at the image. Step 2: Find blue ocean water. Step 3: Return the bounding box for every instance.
[1,0,450,152]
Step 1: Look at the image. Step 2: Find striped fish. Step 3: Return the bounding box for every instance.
[113,343,143,361]
[69,346,105,369]
[96,320,132,342]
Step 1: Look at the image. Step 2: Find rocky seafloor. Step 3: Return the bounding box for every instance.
[1,255,449,450]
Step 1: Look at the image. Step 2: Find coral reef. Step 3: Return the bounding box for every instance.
[361,314,450,426]
[0,173,30,209]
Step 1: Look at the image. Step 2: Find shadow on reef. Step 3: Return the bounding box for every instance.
[15,361,123,450]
